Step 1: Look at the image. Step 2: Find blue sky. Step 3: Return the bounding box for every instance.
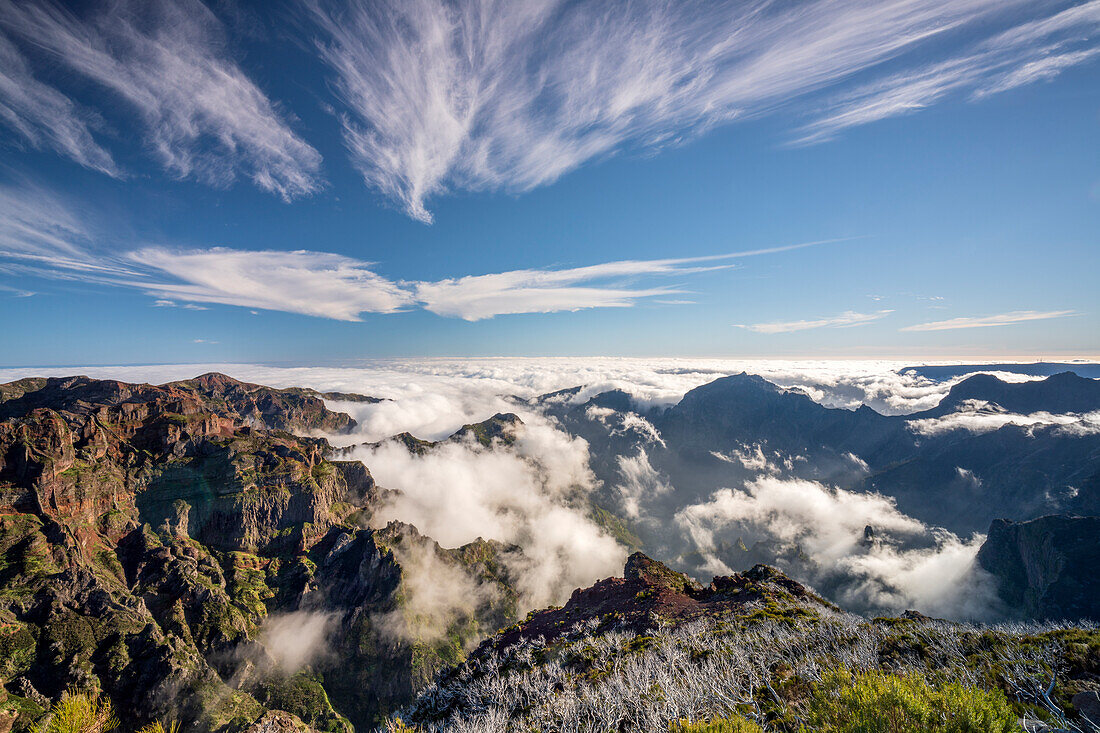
[0,0,1097,365]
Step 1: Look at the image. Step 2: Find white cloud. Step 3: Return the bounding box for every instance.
[975,48,1100,98]
[735,309,893,334]
[130,247,767,321]
[674,476,1000,619]
[797,1,1100,143]
[795,57,982,144]
[349,414,627,609]
[128,247,414,321]
[413,240,834,320]
[414,258,700,321]
[712,444,775,474]
[0,184,93,261]
[370,534,501,645]
[901,310,1077,331]
[907,399,1100,437]
[259,611,335,674]
[153,299,208,311]
[304,0,1094,222]
[0,32,118,176]
[844,452,870,473]
[614,449,673,521]
[0,0,322,199]
[1,190,829,321]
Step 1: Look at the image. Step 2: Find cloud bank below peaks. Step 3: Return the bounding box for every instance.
[906,399,1100,437]
[348,413,627,609]
[674,475,1000,620]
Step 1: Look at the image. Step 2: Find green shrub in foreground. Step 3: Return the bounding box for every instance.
[804,668,1021,733]
[42,690,118,733]
[671,717,764,732]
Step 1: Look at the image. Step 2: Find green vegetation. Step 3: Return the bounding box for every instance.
[41,689,118,733]
[588,504,643,551]
[804,668,1021,732]
[254,672,352,733]
[672,717,764,732]
[137,722,180,733]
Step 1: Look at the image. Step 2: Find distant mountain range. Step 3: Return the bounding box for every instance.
[902,362,1100,380]
[538,371,1100,537]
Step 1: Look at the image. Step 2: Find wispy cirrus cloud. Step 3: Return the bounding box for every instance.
[901,310,1078,332]
[133,245,815,322]
[306,0,1097,222]
[128,248,414,321]
[0,33,119,176]
[0,0,322,199]
[735,310,894,334]
[416,241,833,321]
[0,182,827,321]
[797,1,1100,143]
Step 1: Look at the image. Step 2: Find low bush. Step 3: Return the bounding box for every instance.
[804,668,1020,733]
[671,716,764,732]
[42,690,118,733]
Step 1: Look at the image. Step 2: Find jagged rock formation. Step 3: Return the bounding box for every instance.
[477,552,834,658]
[976,514,1100,620]
[354,413,524,454]
[0,375,521,732]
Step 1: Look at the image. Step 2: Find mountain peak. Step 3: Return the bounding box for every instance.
[476,553,830,657]
[930,371,1100,416]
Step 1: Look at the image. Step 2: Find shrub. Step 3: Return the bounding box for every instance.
[804,668,1021,733]
[43,690,118,733]
[136,723,181,733]
[671,716,764,732]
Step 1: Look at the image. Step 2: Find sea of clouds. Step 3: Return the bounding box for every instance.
[1,358,1092,631]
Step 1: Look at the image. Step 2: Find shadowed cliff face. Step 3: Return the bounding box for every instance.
[0,374,522,732]
[977,515,1100,621]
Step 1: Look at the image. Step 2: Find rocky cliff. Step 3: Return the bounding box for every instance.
[0,374,520,732]
[976,514,1100,620]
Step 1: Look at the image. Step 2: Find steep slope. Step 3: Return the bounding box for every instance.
[976,514,1100,620]
[390,555,1100,732]
[0,375,521,732]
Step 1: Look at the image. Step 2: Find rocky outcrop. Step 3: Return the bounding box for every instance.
[976,515,1100,620]
[0,374,380,554]
[479,553,834,656]
[354,413,525,455]
[0,374,524,732]
[448,413,523,447]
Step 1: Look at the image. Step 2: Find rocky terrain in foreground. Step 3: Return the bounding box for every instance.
[388,553,1100,732]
